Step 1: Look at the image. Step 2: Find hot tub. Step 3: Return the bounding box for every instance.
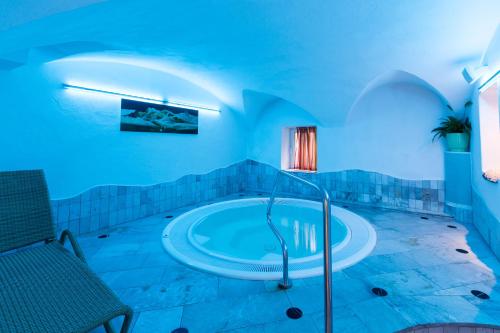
[162,198,376,280]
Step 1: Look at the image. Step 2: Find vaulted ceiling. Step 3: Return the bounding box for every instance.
[0,0,499,125]
[0,0,105,32]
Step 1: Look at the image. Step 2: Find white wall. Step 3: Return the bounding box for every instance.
[249,81,448,180]
[471,81,500,219]
[248,98,319,168]
[0,60,247,198]
[469,29,500,220]
[477,81,500,174]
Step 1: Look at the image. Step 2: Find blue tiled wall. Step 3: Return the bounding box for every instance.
[243,160,445,215]
[51,159,446,236]
[51,161,246,235]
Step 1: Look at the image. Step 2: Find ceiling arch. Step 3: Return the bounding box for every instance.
[0,0,499,126]
[347,70,452,124]
[54,52,237,109]
[0,0,106,32]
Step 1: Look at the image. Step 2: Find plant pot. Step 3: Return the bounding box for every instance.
[446,133,469,152]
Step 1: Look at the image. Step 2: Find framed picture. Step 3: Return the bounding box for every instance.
[120,99,198,134]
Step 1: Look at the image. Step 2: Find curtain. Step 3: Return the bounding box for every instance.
[293,127,317,171]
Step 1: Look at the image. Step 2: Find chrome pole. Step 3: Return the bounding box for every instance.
[322,190,333,333]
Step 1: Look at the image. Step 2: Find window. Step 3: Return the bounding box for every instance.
[281,126,317,172]
[478,74,500,182]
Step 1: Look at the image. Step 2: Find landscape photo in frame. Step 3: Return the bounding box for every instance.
[120,99,198,134]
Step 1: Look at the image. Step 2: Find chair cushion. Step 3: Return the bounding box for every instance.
[0,242,128,333]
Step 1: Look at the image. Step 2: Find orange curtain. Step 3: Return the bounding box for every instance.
[293,127,317,171]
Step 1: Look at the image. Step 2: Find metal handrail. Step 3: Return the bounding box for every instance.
[266,174,292,289]
[266,170,333,333]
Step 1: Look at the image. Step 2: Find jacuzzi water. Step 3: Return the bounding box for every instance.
[189,204,349,263]
[162,197,376,279]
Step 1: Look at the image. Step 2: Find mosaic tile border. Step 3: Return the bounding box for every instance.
[51,161,246,235]
[244,160,446,215]
[51,159,447,236]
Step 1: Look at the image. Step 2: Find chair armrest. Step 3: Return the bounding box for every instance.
[59,230,87,263]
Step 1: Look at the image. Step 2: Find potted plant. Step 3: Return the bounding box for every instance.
[432,116,471,152]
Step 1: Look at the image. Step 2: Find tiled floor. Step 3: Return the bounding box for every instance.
[82,195,500,333]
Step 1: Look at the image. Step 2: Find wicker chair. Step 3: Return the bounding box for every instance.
[0,170,132,333]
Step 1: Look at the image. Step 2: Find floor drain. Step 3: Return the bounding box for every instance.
[456,248,469,254]
[420,216,429,220]
[165,215,174,219]
[97,234,109,239]
[471,290,490,300]
[447,225,457,229]
[286,307,303,319]
[171,328,188,333]
[372,287,388,297]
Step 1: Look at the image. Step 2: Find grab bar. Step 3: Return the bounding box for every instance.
[266,170,333,333]
[266,175,292,289]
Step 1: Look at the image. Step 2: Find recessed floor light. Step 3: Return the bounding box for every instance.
[97,234,109,239]
[456,248,469,254]
[471,290,490,300]
[372,287,388,297]
[286,307,303,319]
[171,328,188,333]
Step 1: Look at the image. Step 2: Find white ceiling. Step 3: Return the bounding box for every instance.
[0,0,106,32]
[0,0,498,125]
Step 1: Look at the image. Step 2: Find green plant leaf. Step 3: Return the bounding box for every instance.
[431,116,471,142]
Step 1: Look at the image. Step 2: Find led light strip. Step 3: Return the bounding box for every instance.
[478,70,499,91]
[62,83,220,113]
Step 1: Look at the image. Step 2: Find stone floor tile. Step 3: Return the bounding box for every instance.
[388,295,499,326]
[181,293,291,333]
[287,277,373,314]
[312,305,370,333]
[404,248,451,268]
[418,263,496,289]
[365,269,440,296]
[470,256,500,277]
[218,278,269,299]
[132,306,183,333]
[286,284,324,314]
[88,253,148,273]
[220,315,319,333]
[100,267,165,290]
[119,275,219,311]
[369,239,413,256]
[93,242,142,258]
[350,297,412,332]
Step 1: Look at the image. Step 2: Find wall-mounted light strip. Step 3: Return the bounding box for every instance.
[478,70,499,92]
[62,83,221,113]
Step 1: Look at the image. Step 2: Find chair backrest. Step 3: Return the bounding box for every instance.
[0,170,55,253]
